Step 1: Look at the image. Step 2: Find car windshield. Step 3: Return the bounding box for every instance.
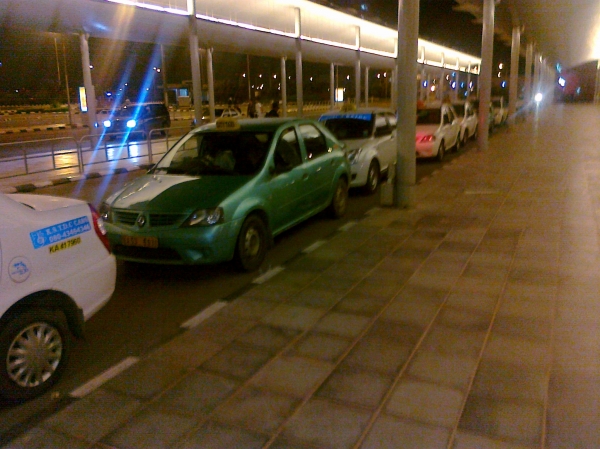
[152,130,273,176]
[320,116,373,140]
[416,108,441,125]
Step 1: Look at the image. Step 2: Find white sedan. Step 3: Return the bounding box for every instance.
[415,103,461,161]
[319,108,397,194]
[0,193,116,401]
[453,100,478,146]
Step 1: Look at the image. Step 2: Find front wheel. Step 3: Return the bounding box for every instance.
[328,178,348,218]
[364,160,380,195]
[234,215,268,272]
[0,309,70,402]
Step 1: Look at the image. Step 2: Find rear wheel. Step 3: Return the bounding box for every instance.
[329,178,348,218]
[364,160,380,195]
[234,215,268,272]
[0,308,70,402]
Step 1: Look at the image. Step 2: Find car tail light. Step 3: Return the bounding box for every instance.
[89,204,111,253]
[417,135,435,142]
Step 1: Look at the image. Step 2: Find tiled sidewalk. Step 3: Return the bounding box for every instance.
[5,104,600,448]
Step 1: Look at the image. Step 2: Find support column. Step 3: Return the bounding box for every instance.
[508,25,520,124]
[207,48,215,122]
[79,33,97,131]
[390,69,397,111]
[394,0,419,208]
[476,0,494,151]
[439,52,445,101]
[246,55,252,102]
[295,8,303,116]
[595,60,600,104]
[330,63,335,110]
[454,59,460,101]
[188,7,203,126]
[533,51,541,97]
[524,43,533,105]
[364,66,369,107]
[467,62,472,98]
[281,57,288,117]
[355,26,361,107]
[160,45,169,107]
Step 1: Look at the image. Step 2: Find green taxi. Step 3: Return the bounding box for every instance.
[100,117,350,271]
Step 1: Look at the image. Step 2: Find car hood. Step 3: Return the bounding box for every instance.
[107,174,250,212]
[338,138,371,152]
[9,193,85,211]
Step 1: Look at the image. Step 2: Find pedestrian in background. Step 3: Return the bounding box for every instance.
[247,100,257,118]
[265,101,280,117]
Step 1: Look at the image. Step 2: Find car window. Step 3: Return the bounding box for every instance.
[374,115,392,137]
[447,108,455,122]
[274,127,302,171]
[320,114,373,139]
[153,131,273,176]
[416,108,441,125]
[299,124,329,160]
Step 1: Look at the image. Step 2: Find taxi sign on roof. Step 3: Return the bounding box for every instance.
[215,117,241,131]
[322,113,373,121]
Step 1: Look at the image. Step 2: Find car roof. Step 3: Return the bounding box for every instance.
[195,117,322,132]
[320,107,394,117]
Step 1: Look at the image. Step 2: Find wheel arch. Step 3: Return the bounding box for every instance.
[0,290,84,339]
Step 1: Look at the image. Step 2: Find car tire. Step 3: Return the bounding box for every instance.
[472,125,478,140]
[462,130,469,147]
[364,160,380,195]
[234,215,268,272]
[454,134,462,152]
[328,177,348,218]
[436,140,445,162]
[0,308,70,402]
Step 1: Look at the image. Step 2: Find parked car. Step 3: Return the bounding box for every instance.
[101,117,350,271]
[491,96,508,126]
[471,99,496,134]
[195,107,243,126]
[103,102,171,139]
[415,103,461,161]
[452,100,478,146]
[319,107,397,194]
[0,193,116,401]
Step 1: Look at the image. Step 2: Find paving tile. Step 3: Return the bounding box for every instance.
[502,282,557,302]
[381,298,440,327]
[458,396,543,445]
[333,293,389,316]
[201,342,273,380]
[285,255,336,272]
[249,356,334,398]
[386,380,464,427]
[453,430,539,448]
[213,387,299,434]
[351,278,404,300]
[5,427,91,449]
[491,315,552,342]
[361,414,450,449]
[462,262,509,283]
[408,350,478,389]
[235,324,300,352]
[290,287,344,309]
[290,332,353,362]
[497,298,554,322]
[314,311,371,338]
[188,314,256,345]
[316,367,393,409]
[280,398,371,449]
[421,325,487,359]
[470,360,547,403]
[482,334,551,369]
[102,409,199,449]
[42,389,142,441]
[175,420,267,449]
[219,297,281,320]
[261,304,327,331]
[407,270,458,291]
[153,370,239,416]
[143,332,223,370]
[436,307,492,331]
[367,318,425,345]
[452,276,506,297]
[341,334,412,375]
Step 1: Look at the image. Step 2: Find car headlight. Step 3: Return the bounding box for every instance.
[182,207,224,227]
[126,119,137,128]
[103,120,112,128]
[347,148,363,164]
[99,202,112,222]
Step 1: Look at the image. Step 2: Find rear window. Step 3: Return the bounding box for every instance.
[320,114,374,139]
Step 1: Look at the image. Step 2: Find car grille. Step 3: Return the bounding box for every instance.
[112,210,185,227]
[113,245,182,261]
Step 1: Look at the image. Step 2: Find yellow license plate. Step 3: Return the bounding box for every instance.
[121,235,159,248]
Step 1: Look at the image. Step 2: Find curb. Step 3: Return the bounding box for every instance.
[0,164,151,195]
[0,124,89,135]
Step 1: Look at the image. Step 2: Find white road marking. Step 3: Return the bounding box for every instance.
[70,356,139,398]
[338,220,357,231]
[180,301,228,329]
[302,240,327,253]
[252,266,284,284]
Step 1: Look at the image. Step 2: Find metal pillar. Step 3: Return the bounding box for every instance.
[188,8,203,126]
[246,55,252,102]
[355,26,361,107]
[390,69,397,111]
[454,60,460,101]
[595,60,600,104]
[476,0,494,151]
[160,45,169,107]
[533,52,541,97]
[207,48,215,122]
[295,8,303,116]
[394,0,419,208]
[439,52,445,101]
[79,33,97,131]
[467,62,472,98]
[508,26,520,124]
[364,66,369,107]
[330,63,335,110]
[281,57,287,117]
[524,43,533,105]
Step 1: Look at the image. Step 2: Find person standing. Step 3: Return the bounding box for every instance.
[247,100,256,118]
[265,101,280,117]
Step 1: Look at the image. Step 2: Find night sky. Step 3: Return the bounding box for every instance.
[0,0,512,100]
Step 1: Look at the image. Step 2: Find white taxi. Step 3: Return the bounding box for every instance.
[415,103,461,161]
[0,193,116,401]
[319,108,397,194]
[453,100,478,146]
